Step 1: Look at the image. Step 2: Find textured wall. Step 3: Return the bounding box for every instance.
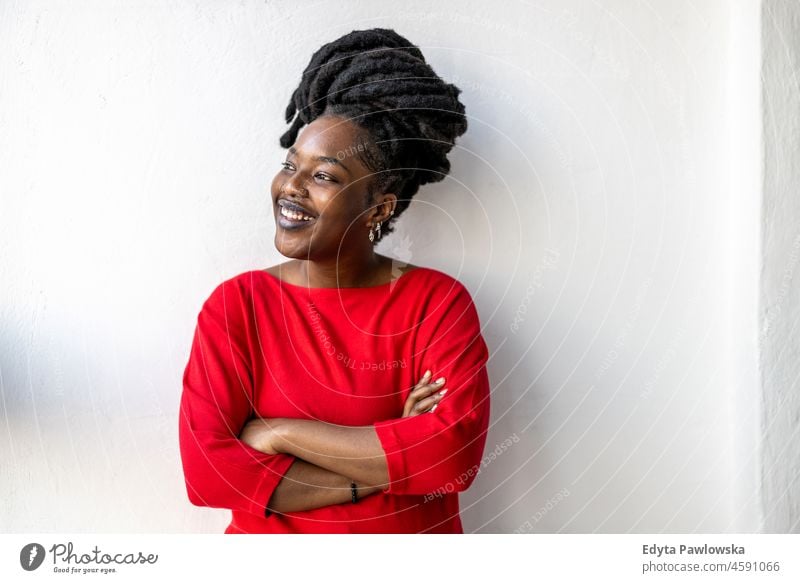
[761,0,800,533]
[0,0,764,532]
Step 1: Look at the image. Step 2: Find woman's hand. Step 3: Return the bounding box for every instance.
[240,418,283,455]
[402,370,447,417]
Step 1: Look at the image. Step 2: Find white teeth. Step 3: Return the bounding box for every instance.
[280,206,313,221]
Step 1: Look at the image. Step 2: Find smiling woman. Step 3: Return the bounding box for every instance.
[270,116,382,264]
[178,28,491,534]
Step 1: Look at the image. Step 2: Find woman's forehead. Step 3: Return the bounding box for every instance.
[297,116,361,145]
[293,117,372,172]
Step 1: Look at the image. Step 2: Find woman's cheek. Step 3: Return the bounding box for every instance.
[270,174,283,198]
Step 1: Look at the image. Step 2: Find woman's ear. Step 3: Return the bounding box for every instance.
[374,193,397,223]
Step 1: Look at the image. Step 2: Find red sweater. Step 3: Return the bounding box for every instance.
[179,266,491,533]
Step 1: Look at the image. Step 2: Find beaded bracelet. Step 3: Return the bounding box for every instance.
[351,481,359,503]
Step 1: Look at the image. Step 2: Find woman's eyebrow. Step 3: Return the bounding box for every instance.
[288,146,351,174]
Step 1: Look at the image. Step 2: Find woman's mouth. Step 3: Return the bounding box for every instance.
[277,204,317,230]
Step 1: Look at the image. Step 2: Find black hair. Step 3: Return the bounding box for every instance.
[279,28,468,240]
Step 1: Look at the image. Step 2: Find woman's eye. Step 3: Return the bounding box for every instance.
[314,173,336,182]
[280,161,293,170]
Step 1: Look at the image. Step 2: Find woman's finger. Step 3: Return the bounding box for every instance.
[413,389,447,414]
[413,369,432,390]
[403,376,447,417]
[406,378,445,410]
[408,376,445,401]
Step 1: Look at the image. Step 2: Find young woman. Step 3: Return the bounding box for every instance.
[179,28,491,533]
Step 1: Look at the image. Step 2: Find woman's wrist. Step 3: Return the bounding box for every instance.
[353,480,383,499]
[269,418,292,454]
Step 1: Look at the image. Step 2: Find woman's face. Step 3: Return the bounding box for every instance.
[270,115,387,260]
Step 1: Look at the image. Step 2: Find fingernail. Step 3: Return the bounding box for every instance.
[429,403,438,412]
[424,370,431,378]
[434,377,445,384]
[438,389,448,397]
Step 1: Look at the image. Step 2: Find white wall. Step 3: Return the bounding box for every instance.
[727,0,764,535]
[0,0,771,532]
[761,0,800,533]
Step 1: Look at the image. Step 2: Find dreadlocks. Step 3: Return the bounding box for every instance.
[279,28,468,239]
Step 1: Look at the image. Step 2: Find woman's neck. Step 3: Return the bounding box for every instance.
[296,253,388,288]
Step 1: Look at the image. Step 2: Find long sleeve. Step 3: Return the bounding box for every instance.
[372,279,491,496]
[178,278,296,517]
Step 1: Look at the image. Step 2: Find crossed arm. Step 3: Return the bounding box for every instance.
[239,370,447,514]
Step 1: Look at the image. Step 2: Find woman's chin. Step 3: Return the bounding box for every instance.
[273,236,309,259]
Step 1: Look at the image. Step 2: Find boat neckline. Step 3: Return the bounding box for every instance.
[255,266,427,292]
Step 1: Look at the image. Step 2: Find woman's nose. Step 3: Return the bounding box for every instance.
[282,174,308,196]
